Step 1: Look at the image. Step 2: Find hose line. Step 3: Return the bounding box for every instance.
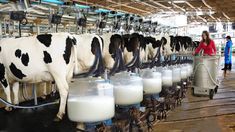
[0,97,59,109]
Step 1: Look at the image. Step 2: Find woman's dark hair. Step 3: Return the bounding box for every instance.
[202,30,211,45]
[226,36,231,40]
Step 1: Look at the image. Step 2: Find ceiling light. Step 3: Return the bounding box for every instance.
[172,1,185,4]
[196,11,203,16]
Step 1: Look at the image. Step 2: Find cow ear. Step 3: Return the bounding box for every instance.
[109,35,115,55]
[91,37,100,55]
[153,40,161,48]
[161,37,167,45]
[121,37,125,52]
[72,37,77,45]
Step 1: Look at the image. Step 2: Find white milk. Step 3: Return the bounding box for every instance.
[67,96,115,122]
[143,78,162,94]
[187,64,193,77]
[172,67,181,83]
[162,69,173,87]
[114,85,143,105]
[180,66,188,79]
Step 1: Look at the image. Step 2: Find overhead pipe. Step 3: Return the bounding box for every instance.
[209,15,216,20]
[185,1,195,10]
[222,12,230,20]
[172,3,185,12]
[197,15,207,23]
[202,0,212,9]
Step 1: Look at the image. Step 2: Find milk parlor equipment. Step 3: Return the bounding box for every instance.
[67,77,115,131]
[110,71,146,131]
[192,55,220,99]
[140,68,167,121]
[158,66,177,110]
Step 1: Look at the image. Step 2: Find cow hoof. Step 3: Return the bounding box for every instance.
[53,116,62,122]
[76,123,85,131]
[41,95,47,100]
[5,106,13,112]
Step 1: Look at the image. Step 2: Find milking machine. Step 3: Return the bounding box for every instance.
[158,66,176,111]
[110,71,147,131]
[67,77,115,131]
[68,70,147,131]
[140,68,167,125]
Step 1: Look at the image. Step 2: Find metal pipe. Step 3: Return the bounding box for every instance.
[37,24,40,34]
[0,20,2,37]
[202,0,212,9]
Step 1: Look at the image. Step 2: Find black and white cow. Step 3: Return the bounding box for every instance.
[0,33,77,120]
[101,33,126,75]
[73,33,104,76]
[0,32,105,120]
[144,35,163,62]
[101,33,164,71]
[162,35,194,56]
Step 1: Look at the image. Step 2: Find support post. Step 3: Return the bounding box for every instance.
[33,84,38,105]
[0,21,2,37]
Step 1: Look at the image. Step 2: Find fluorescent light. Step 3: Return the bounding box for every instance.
[196,11,203,16]
[173,1,185,4]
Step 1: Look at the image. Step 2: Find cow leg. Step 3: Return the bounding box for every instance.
[12,82,19,105]
[53,76,69,121]
[41,82,47,99]
[0,83,12,111]
[0,64,12,111]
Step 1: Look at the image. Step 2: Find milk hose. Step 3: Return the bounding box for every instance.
[0,97,59,109]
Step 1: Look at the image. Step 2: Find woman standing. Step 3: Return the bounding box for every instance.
[194,31,217,56]
[222,36,233,76]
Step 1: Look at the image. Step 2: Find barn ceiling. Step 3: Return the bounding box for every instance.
[0,0,233,26]
[72,0,234,22]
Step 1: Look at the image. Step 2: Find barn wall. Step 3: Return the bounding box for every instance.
[0,82,53,108]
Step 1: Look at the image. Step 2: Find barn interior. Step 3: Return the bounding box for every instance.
[0,0,235,132]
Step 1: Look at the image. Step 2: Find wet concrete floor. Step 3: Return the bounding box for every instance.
[154,65,235,132]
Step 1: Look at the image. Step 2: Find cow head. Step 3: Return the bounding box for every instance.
[161,35,173,56]
[108,34,126,75]
[91,37,101,55]
[109,34,124,59]
[125,33,140,53]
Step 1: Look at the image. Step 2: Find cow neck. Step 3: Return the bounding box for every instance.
[126,49,140,71]
[73,45,104,78]
[150,47,161,68]
[109,48,125,76]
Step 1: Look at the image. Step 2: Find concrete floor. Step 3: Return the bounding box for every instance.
[154,64,235,132]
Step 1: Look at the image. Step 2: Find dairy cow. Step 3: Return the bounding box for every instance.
[101,33,164,71]
[101,33,126,75]
[0,33,105,120]
[73,33,104,77]
[145,35,163,60]
[161,35,194,56]
[0,33,77,120]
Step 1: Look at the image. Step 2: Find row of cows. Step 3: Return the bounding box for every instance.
[0,32,198,121]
